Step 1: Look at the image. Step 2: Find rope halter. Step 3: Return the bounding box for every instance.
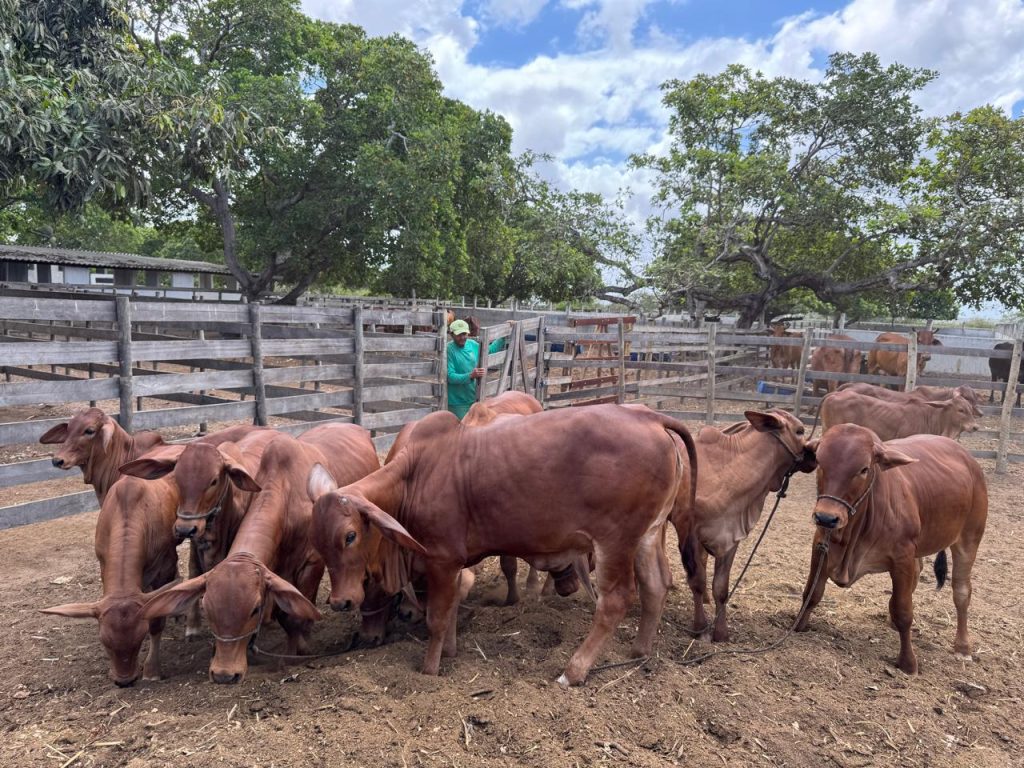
[816,467,876,521]
[176,478,232,521]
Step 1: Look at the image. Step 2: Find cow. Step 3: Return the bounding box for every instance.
[768,323,801,377]
[140,424,380,683]
[820,389,979,442]
[865,330,942,386]
[39,408,166,503]
[838,382,984,417]
[673,410,817,642]
[809,334,862,397]
[40,475,179,686]
[308,403,697,687]
[988,341,1023,407]
[795,425,987,673]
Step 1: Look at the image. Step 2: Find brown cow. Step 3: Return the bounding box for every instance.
[674,410,817,642]
[821,389,980,441]
[141,424,380,683]
[838,383,984,417]
[796,425,987,673]
[865,330,942,385]
[308,404,697,686]
[41,475,179,686]
[809,334,862,397]
[39,408,166,503]
[768,323,801,377]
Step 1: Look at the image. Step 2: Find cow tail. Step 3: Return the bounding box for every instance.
[661,417,698,526]
[809,392,830,438]
[933,550,948,591]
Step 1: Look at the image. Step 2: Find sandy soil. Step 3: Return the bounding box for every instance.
[0,446,1020,768]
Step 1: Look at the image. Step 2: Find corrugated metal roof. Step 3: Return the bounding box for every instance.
[0,244,232,275]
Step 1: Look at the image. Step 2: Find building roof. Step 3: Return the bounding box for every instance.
[0,244,232,275]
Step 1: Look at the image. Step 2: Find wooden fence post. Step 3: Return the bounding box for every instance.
[437,310,448,413]
[476,325,491,403]
[198,328,208,435]
[249,302,268,426]
[905,333,918,391]
[996,337,1021,474]
[115,297,134,432]
[705,322,717,425]
[353,305,364,426]
[793,330,813,416]
[617,317,626,404]
[534,316,546,407]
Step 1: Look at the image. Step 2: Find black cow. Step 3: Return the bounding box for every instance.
[989,342,1023,407]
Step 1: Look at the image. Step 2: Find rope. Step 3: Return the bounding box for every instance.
[176,480,231,521]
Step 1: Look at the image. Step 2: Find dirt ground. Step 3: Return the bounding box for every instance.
[1,435,1021,767]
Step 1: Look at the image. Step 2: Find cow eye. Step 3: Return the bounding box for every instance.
[859,467,869,475]
[84,428,96,436]
[250,605,260,617]
[345,531,357,546]
[209,478,217,487]
[796,428,805,436]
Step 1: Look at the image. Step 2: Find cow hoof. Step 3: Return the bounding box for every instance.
[955,652,973,662]
[556,674,570,689]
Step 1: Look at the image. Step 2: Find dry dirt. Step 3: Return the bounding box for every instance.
[1,446,1021,767]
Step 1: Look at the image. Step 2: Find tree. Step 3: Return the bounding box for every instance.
[628,53,958,326]
[0,0,162,211]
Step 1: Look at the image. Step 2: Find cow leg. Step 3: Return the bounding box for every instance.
[500,555,520,605]
[681,543,710,634]
[559,548,633,687]
[631,532,670,658]
[950,540,979,660]
[540,573,555,596]
[142,617,166,681]
[795,542,830,632]
[525,565,541,595]
[889,555,919,674]
[421,565,461,676]
[185,542,203,639]
[355,581,393,648]
[710,547,739,643]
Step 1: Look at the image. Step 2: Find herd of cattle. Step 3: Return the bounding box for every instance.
[35,359,989,689]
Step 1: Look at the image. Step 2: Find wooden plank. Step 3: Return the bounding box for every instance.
[249,304,268,426]
[259,305,354,325]
[263,364,354,385]
[362,309,435,326]
[262,338,356,357]
[0,490,98,530]
[0,416,78,446]
[131,401,256,430]
[996,338,1022,473]
[364,362,434,378]
[534,316,546,405]
[353,305,364,426]
[364,381,435,402]
[372,431,400,454]
[264,389,354,415]
[0,340,119,366]
[792,330,813,415]
[0,457,69,488]
[437,310,448,414]
[0,377,118,406]
[476,325,490,404]
[131,302,250,324]
[905,332,918,391]
[363,336,436,353]
[706,324,717,425]
[116,296,134,432]
[362,407,433,430]
[132,369,254,396]
[129,339,252,362]
[0,297,116,322]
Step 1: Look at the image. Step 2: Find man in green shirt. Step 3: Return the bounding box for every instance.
[446,318,507,420]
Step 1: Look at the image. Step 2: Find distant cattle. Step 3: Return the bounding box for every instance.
[796,425,987,673]
[838,383,984,418]
[674,410,817,642]
[865,330,942,385]
[309,404,696,686]
[821,389,979,441]
[768,323,801,376]
[809,334,862,397]
[988,341,1023,407]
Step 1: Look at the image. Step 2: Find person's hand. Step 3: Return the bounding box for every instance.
[470,367,486,379]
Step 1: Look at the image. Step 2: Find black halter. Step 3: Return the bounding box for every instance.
[816,467,876,519]
[176,479,232,521]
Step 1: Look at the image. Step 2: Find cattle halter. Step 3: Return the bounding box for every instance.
[176,479,232,521]
[816,467,876,520]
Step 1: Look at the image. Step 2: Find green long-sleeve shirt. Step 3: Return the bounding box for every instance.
[447,337,507,419]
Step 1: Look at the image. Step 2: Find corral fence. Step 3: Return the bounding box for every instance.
[2,296,1021,529]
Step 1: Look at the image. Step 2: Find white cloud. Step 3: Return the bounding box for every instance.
[480,0,551,28]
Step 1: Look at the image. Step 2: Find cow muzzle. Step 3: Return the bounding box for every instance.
[813,511,840,529]
[330,599,354,613]
[51,457,65,468]
[174,522,199,540]
[210,670,244,685]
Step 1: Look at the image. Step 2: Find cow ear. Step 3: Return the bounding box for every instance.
[264,570,321,621]
[306,463,338,504]
[873,443,917,470]
[99,420,116,451]
[923,400,948,409]
[352,497,428,555]
[220,449,261,493]
[744,410,783,431]
[39,423,70,445]
[119,445,186,479]
[141,575,207,620]
[40,601,99,619]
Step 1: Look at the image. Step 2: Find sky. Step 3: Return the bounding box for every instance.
[299,0,1024,317]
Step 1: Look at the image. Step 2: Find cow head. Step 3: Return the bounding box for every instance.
[928,394,980,439]
[141,554,319,684]
[809,425,916,530]
[744,410,817,476]
[41,594,150,687]
[39,408,117,472]
[120,443,261,540]
[915,329,941,347]
[954,386,984,418]
[308,464,427,612]
[769,322,788,337]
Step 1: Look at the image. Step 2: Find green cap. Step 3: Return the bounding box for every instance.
[450,319,470,335]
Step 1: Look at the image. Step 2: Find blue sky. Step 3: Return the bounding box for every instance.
[301,1,1024,317]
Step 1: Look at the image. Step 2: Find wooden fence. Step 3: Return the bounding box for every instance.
[0,296,445,529]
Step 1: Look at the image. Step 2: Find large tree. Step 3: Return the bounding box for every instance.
[627,52,1024,326]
